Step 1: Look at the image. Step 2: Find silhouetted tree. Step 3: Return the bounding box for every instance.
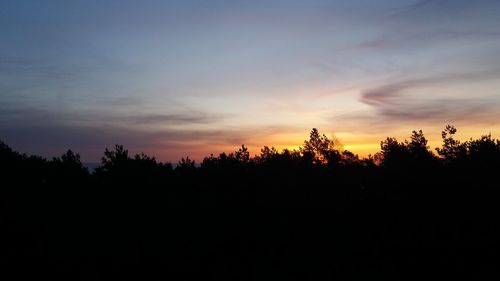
[94,144,171,183]
[302,128,341,165]
[379,137,409,168]
[0,140,47,184]
[200,145,251,170]
[49,150,89,183]
[177,156,196,171]
[406,130,437,166]
[254,146,279,165]
[0,140,22,174]
[201,154,219,169]
[97,145,129,172]
[436,125,466,164]
[234,145,250,165]
[339,150,360,166]
[379,130,436,168]
[465,133,500,168]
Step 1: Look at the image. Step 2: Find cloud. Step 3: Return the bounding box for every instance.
[0,122,300,162]
[0,105,229,127]
[388,0,500,21]
[360,67,500,107]
[352,29,500,52]
[332,96,500,137]
[125,112,226,125]
[361,82,411,106]
[0,106,298,162]
[328,66,500,132]
[378,98,499,123]
[347,0,500,53]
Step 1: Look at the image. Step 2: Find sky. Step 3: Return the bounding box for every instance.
[1,0,500,162]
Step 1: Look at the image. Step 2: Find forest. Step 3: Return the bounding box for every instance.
[2,125,500,280]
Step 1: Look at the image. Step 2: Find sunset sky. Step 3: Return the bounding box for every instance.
[1,0,500,162]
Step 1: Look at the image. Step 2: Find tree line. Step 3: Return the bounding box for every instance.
[2,125,500,280]
[2,125,499,185]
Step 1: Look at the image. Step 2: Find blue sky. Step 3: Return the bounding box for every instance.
[1,0,500,161]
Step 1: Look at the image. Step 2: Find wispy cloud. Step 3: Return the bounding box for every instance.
[0,106,297,161]
[378,98,499,123]
[349,0,500,53]
[326,66,500,133]
[125,112,226,125]
[360,67,500,107]
[0,122,300,162]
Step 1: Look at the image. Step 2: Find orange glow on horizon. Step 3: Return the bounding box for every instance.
[150,125,500,163]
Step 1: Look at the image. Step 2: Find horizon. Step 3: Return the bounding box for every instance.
[2,0,500,162]
[2,125,497,164]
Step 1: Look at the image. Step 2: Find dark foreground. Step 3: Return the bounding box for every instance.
[2,127,500,280]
